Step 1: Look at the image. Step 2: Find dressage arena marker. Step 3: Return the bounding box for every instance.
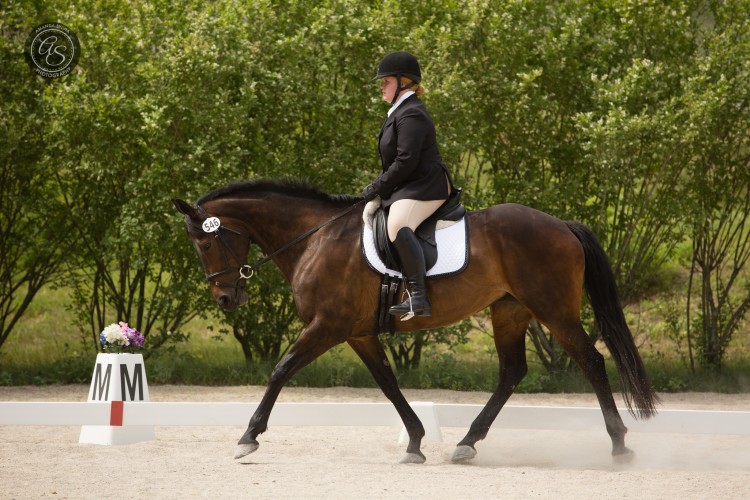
[1,400,748,445]
[77,353,155,445]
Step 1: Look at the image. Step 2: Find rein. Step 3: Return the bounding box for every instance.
[243,198,366,273]
[196,199,366,290]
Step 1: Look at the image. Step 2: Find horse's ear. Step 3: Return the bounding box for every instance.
[172,198,199,220]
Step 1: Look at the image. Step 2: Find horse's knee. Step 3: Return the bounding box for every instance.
[268,355,293,384]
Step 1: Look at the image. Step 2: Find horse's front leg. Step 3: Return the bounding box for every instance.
[347,335,426,464]
[235,321,342,460]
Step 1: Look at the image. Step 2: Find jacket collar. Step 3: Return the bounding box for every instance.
[387,91,416,117]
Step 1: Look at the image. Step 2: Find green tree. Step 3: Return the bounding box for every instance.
[259,1,387,191]
[683,1,750,369]
[578,2,698,302]
[426,0,701,371]
[4,0,750,378]
[44,0,260,348]
[0,3,74,351]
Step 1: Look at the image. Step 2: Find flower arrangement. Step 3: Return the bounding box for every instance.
[99,322,145,353]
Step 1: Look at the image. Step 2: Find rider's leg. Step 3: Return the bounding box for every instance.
[386,198,445,242]
[387,199,444,319]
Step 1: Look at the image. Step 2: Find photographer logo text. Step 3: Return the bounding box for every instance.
[25,23,80,78]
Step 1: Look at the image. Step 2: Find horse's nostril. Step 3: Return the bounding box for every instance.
[217,295,230,309]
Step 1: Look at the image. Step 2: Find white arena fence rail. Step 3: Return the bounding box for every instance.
[6,356,745,445]
[1,401,748,441]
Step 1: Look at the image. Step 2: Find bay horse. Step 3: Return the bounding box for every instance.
[173,178,658,464]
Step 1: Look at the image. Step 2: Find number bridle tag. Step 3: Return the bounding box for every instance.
[202,217,221,233]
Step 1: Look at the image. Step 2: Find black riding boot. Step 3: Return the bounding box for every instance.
[389,227,432,319]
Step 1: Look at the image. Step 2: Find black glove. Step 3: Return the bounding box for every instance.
[360,184,379,201]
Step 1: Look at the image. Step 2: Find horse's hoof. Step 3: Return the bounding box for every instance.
[399,452,426,464]
[234,441,259,460]
[612,447,635,465]
[451,445,477,463]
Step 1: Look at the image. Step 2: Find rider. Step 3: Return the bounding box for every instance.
[360,51,454,319]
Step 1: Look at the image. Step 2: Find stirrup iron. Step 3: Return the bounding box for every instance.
[400,290,415,322]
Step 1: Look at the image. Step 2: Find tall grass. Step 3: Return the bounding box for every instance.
[2,286,750,392]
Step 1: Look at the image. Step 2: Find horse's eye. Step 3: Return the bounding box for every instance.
[202,240,211,251]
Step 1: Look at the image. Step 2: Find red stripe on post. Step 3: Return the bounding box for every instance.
[110,400,124,426]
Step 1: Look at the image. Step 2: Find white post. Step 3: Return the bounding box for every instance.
[399,402,443,444]
[78,353,155,445]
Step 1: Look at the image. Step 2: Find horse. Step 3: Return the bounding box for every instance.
[172,177,658,464]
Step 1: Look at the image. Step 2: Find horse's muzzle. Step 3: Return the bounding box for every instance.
[217,290,248,311]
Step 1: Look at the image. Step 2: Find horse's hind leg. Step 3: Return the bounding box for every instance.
[549,320,632,461]
[347,335,426,464]
[452,297,531,462]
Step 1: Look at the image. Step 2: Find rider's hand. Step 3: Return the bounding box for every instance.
[360,184,379,202]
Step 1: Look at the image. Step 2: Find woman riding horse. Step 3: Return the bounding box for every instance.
[361,51,455,320]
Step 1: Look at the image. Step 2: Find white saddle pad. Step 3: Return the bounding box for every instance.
[361,215,469,278]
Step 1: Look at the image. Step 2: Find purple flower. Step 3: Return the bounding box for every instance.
[119,322,145,348]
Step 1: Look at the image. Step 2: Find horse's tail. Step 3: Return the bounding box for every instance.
[565,221,659,419]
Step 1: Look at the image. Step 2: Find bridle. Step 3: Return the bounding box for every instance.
[194,205,253,296]
[192,199,366,298]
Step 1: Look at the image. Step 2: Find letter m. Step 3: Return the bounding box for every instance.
[120,363,144,401]
[91,363,112,400]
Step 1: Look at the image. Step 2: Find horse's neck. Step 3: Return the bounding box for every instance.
[228,196,340,280]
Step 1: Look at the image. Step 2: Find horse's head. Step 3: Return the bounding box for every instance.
[172,198,251,311]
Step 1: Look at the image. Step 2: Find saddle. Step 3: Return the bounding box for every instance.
[362,189,468,334]
[373,188,466,272]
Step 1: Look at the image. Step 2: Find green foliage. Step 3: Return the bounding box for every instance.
[406,351,497,391]
[2,282,748,390]
[0,1,75,349]
[384,319,472,370]
[2,0,750,378]
[681,3,750,369]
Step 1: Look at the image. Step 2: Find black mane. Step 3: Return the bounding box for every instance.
[197,177,360,207]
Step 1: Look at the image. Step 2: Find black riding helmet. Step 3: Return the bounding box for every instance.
[373,51,421,105]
